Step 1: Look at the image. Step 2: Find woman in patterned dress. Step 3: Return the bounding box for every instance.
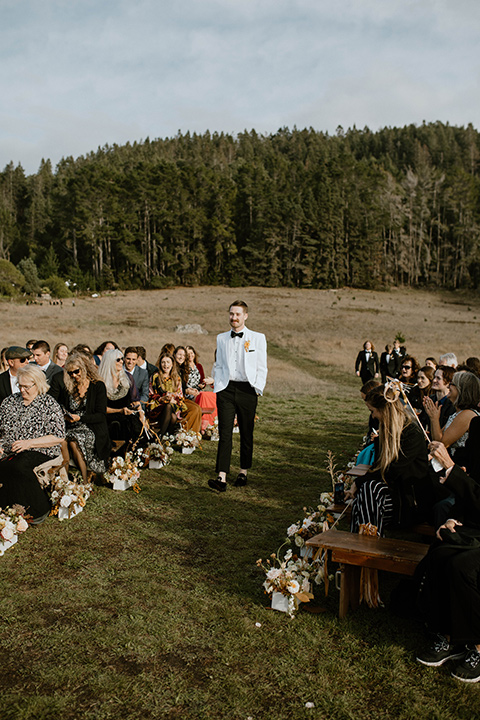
[63,352,111,481]
[0,364,65,523]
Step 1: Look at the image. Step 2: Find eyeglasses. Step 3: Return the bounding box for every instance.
[67,369,81,377]
[115,358,124,363]
[402,365,412,370]
[18,383,35,391]
[18,358,29,364]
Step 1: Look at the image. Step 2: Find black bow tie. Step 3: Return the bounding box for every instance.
[231,331,244,339]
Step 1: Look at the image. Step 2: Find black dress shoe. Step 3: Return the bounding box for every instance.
[234,473,248,487]
[208,477,227,492]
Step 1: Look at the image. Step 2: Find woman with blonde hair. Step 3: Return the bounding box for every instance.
[63,352,111,480]
[348,385,431,535]
[98,348,143,445]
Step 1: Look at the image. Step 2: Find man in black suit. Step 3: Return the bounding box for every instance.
[379,344,399,383]
[355,341,379,384]
[392,339,406,374]
[32,340,63,382]
[0,346,31,402]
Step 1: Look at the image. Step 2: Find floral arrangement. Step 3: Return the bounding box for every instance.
[257,547,315,618]
[0,505,29,556]
[174,429,202,450]
[49,474,93,517]
[286,493,334,548]
[104,453,141,493]
[202,418,219,440]
[146,439,174,467]
[130,445,150,469]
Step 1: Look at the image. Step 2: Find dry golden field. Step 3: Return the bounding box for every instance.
[1,286,479,393]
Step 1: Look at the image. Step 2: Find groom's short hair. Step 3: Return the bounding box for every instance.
[229,300,248,311]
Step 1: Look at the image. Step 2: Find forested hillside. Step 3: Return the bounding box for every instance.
[1,122,479,294]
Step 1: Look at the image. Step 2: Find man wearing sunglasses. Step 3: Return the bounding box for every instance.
[0,346,32,402]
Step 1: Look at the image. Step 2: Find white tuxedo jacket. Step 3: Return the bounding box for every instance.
[214,327,267,396]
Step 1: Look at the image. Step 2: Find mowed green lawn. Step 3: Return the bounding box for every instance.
[1,360,478,720]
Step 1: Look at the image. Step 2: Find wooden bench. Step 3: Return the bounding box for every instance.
[306,528,429,619]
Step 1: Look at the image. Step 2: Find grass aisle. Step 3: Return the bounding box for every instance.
[1,373,477,719]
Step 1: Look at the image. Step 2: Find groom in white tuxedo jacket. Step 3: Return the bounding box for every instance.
[208,301,267,492]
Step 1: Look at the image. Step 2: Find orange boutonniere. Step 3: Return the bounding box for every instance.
[244,340,250,352]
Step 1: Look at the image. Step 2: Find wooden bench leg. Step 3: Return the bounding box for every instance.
[338,564,361,619]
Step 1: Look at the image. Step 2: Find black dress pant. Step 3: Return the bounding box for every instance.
[0,451,52,520]
[216,381,258,474]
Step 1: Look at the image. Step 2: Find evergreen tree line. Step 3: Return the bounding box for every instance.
[0,121,479,295]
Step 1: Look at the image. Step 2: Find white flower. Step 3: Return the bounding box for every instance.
[286,579,300,594]
[287,523,299,537]
[294,535,305,547]
[266,567,282,581]
[60,495,73,508]
[305,702,315,709]
[255,622,262,628]
[284,549,293,561]
[301,577,310,593]
[1,525,15,541]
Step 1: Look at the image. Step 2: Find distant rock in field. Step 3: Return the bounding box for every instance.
[174,323,208,335]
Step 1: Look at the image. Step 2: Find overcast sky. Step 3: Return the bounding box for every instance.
[1,0,479,174]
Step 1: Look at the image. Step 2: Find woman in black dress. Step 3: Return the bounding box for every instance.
[0,364,65,522]
[63,352,111,480]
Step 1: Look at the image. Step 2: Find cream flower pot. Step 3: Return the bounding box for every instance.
[271,592,289,613]
[181,447,195,455]
[112,479,130,491]
[58,503,83,521]
[149,459,163,469]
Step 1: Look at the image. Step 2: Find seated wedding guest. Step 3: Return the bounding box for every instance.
[355,340,379,384]
[346,385,431,536]
[98,349,143,445]
[124,346,149,408]
[380,344,399,383]
[0,346,30,402]
[0,347,8,373]
[0,364,65,523]
[186,345,216,431]
[424,371,480,457]
[411,365,435,418]
[425,365,456,430]
[32,341,63,382]
[174,346,202,433]
[147,352,186,437]
[415,440,480,682]
[49,346,95,407]
[63,352,111,481]
[399,355,419,386]
[465,357,480,378]
[356,379,381,466]
[425,357,438,371]
[52,342,69,368]
[136,346,158,380]
[439,352,458,368]
[93,340,119,366]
